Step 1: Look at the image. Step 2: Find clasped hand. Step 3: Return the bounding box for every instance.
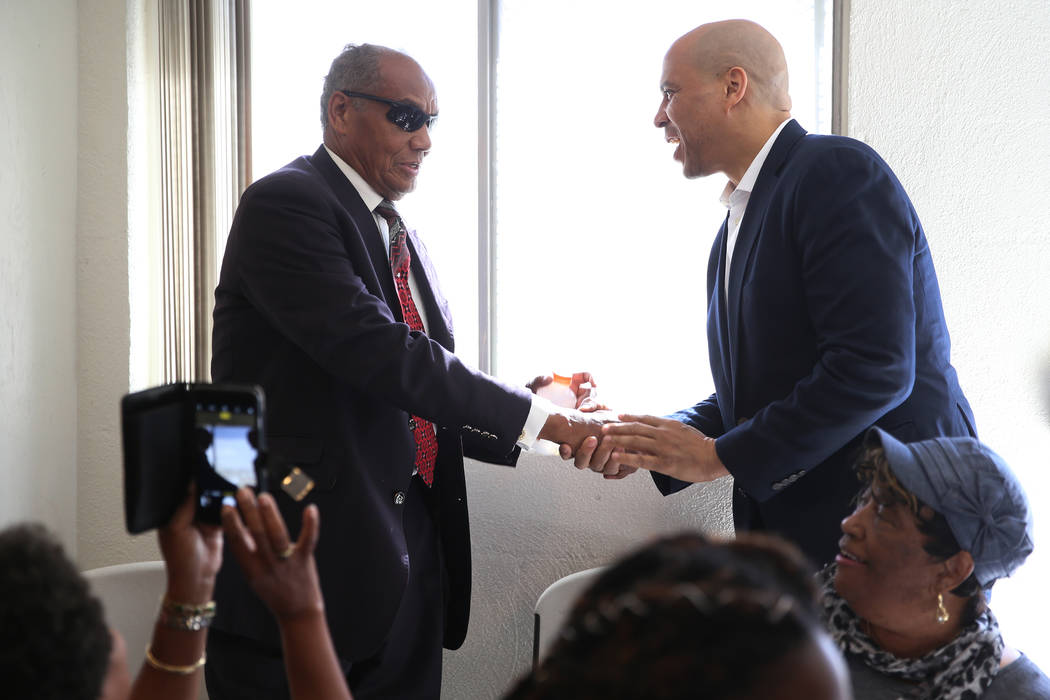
[557,413,730,483]
[528,372,727,482]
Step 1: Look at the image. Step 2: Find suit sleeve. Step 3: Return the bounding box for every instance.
[231,175,531,451]
[716,146,918,501]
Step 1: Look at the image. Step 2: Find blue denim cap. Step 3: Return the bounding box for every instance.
[865,428,1034,587]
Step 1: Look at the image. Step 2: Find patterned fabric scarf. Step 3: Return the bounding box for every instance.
[819,565,1003,700]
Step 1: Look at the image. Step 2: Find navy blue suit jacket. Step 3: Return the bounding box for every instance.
[211,146,532,661]
[653,120,975,568]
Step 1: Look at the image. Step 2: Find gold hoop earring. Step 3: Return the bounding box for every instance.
[936,593,950,624]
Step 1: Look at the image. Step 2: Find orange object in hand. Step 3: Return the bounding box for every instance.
[536,373,577,408]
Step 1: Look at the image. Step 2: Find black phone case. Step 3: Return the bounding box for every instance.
[121,383,193,534]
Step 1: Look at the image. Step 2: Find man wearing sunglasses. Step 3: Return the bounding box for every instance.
[207,44,611,699]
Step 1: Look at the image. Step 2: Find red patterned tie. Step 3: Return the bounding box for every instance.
[375,200,438,486]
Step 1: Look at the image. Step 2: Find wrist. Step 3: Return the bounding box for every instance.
[157,596,216,631]
[164,576,216,606]
[274,600,326,625]
[539,411,572,444]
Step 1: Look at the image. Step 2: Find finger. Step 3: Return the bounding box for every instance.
[603,465,638,480]
[602,434,663,453]
[569,372,596,392]
[596,439,625,475]
[297,504,321,556]
[221,501,257,558]
[573,388,593,410]
[526,375,553,393]
[587,435,618,472]
[600,452,623,476]
[577,398,610,413]
[602,421,662,439]
[257,492,293,553]
[234,487,274,558]
[616,414,672,428]
[609,450,659,471]
[573,435,598,469]
[559,442,574,460]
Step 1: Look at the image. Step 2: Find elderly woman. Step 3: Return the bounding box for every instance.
[823,428,1050,698]
[507,532,851,700]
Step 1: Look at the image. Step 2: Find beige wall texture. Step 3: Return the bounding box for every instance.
[0,0,79,553]
[846,0,1050,674]
[2,0,1049,697]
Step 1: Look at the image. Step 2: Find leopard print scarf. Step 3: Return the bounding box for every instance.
[819,565,1002,700]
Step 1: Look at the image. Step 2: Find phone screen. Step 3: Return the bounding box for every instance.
[194,397,259,522]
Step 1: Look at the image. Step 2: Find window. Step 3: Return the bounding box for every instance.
[251,0,483,365]
[493,1,833,413]
[251,1,832,410]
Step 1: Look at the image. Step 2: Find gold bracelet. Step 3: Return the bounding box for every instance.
[161,596,216,616]
[144,644,206,675]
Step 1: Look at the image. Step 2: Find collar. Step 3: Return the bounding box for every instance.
[323,145,385,214]
[719,117,794,208]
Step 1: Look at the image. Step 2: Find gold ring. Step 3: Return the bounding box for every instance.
[277,544,295,560]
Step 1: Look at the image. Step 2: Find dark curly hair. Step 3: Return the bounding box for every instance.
[854,445,985,623]
[505,532,829,700]
[0,523,113,700]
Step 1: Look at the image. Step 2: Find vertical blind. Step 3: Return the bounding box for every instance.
[157,0,250,381]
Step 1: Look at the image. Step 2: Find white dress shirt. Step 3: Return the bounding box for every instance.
[324,146,550,449]
[719,117,793,298]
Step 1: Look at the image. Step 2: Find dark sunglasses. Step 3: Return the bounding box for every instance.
[340,90,437,132]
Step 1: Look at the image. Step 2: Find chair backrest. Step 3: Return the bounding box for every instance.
[83,561,209,699]
[532,567,603,667]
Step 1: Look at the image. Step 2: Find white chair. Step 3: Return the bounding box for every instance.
[532,567,604,666]
[83,561,209,699]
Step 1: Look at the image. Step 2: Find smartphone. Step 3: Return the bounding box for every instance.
[121,382,265,533]
[191,386,265,524]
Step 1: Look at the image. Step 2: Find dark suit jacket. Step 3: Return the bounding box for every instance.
[211,145,532,661]
[653,120,976,568]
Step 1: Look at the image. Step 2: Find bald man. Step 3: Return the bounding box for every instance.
[582,21,976,568]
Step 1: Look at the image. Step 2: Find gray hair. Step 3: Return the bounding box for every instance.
[320,43,393,131]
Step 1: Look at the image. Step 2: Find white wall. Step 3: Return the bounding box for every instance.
[446,457,732,697]
[0,1,79,553]
[848,0,1050,670]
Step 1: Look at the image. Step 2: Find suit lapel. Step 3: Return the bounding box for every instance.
[725,120,806,368]
[308,146,402,318]
[308,146,454,351]
[709,214,735,424]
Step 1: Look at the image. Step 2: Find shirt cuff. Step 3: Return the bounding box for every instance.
[517,395,555,450]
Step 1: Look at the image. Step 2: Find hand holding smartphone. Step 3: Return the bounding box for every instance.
[120,383,266,533]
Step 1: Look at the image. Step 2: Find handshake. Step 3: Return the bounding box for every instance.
[527,373,730,484]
